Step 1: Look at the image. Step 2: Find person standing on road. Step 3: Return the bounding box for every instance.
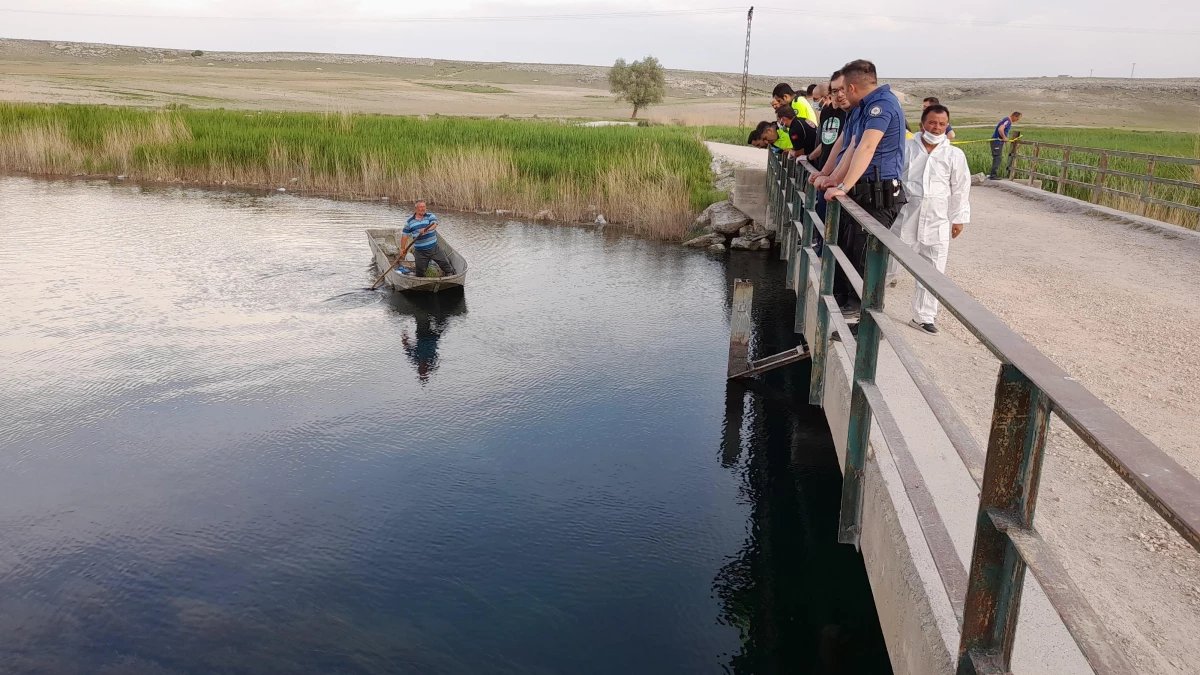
[776,105,819,159]
[817,59,908,319]
[806,83,822,113]
[809,72,848,172]
[892,105,970,334]
[988,111,1022,179]
[771,83,818,126]
[921,97,955,140]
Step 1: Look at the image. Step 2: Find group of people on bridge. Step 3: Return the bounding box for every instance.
[747,59,1022,335]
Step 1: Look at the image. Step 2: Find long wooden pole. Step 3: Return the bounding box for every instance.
[369,224,436,290]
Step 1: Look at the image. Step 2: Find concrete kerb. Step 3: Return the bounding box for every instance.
[984,180,1200,242]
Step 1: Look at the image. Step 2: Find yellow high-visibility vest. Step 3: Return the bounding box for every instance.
[790,97,817,125]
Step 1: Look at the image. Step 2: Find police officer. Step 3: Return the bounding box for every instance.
[820,59,907,318]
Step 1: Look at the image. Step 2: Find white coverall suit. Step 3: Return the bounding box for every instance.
[892,134,971,325]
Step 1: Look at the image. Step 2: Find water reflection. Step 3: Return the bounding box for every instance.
[714,253,893,674]
[383,289,468,384]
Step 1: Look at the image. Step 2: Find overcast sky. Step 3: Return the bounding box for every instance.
[2,0,1198,78]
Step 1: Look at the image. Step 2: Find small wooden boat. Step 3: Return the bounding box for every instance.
[366,228,468,293]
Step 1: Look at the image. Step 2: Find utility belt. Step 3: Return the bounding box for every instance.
[845,176,904,209]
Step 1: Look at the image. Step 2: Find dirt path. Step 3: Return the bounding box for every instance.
[884,185,1200,673]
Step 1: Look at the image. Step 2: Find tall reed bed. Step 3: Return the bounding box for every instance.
[0,103,726,240]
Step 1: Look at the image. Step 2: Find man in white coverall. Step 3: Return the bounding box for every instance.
[893,104,970,334]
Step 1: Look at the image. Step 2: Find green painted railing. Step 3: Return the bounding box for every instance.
[765,151,1200,675]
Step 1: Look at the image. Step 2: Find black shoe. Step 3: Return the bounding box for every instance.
[909,319,938,334]
[838,302,860,322]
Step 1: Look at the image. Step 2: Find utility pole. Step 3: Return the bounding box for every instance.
[1131,62,1136,78]
[738,7,754,132]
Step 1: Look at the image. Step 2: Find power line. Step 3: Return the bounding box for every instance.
[757,6,1200,36]
[0,6,745,24]
[2,4,1193,36]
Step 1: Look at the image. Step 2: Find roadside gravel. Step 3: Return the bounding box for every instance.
[886,184,1200,674]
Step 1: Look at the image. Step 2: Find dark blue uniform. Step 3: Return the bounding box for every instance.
[834,84,908,311]
[854,84,906,180]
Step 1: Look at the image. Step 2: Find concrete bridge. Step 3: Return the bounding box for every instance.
[708,142,1200,675]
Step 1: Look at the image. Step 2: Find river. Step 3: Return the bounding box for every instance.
[0,177,890,674]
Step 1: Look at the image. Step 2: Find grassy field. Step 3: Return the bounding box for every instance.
[0,103,728,239]
[950,126,1200,229]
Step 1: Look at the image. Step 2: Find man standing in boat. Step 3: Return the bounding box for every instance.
[402,200,456,277]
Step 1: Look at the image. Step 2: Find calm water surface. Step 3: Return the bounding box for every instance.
[0,177,889,674]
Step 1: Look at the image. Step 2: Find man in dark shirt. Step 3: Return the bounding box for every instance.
[989,111,1022,178]
[810,70,849,171]
[776,105,818,158]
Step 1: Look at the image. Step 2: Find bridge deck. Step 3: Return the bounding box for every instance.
[890,184,1200,673]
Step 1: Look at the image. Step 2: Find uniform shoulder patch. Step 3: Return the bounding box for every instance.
[869,105,882,117]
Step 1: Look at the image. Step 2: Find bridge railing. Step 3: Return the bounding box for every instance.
[765,151,1200,675]
[1006,140,1200,225]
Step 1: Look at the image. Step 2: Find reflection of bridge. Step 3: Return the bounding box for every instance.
[719,144,1200,675]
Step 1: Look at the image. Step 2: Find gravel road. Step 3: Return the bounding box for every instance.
[886,184,1200,674]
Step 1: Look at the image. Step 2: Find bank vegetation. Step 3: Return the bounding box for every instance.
[0,103,728,239]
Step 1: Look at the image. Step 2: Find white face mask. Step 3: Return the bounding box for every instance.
[923,130,946,144]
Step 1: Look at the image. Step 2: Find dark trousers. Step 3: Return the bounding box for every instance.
[413,244,455,277]
[833,190,906,307]
[812,192,827,256]
[989,141,1005,178]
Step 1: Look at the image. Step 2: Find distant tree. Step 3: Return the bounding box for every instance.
[192,50,204,57]
[608,56,666,119]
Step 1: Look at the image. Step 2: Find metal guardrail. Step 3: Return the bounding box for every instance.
[1007,140,1200,217]
[764,151,1200,675]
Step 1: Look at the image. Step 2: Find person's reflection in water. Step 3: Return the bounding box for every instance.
[385,290,467,384]
[402,315,446,383]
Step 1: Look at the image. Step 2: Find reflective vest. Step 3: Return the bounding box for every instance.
[773,132,793,151]
[791,97,817,125]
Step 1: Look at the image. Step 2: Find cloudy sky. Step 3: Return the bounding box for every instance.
[2,0,1198,78]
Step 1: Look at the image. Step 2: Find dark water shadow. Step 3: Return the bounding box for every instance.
[383,289,468,384]
[714,251,893,675]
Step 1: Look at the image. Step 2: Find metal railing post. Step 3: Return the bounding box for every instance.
[1057,148,1070,195]
[766,153,776,225]
[957,364,1051,673]
[1093,151,1109,204]
[796,179,817,334]
[780,159,794,259]
[808,199,841,405]
[1139,159,1156,216]
[838,231,890,546]
[784,167,804,288]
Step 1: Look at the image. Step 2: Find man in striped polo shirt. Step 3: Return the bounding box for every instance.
[402,200,455,277]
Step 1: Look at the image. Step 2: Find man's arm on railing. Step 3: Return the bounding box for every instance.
[824,129,882,200]
[815,134,856,189]
[810,132,845,187]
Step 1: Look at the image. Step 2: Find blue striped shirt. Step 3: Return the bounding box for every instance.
[404,213,439,250]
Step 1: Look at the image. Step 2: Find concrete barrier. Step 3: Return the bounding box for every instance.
[733,168,769,232]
